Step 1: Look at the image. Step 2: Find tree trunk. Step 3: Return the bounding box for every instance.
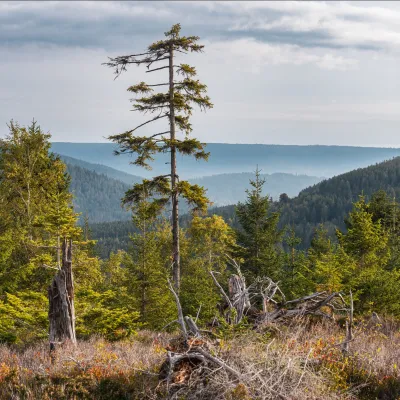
[48,238,76,348]
[169,43,180,291]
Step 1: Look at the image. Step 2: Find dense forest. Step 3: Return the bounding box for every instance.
[2,23,400,400]
[4,120,400,326]
[2,122,400,399]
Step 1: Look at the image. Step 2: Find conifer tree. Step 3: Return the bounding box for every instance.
[236,168,283,279]
[337,196,392,312]
[368,190,400,270]
[337,195,390,270]
[0,121,79,291]
[307,226,355,294]
[104,24,212,290]
[125,193,176,329]
[0,121,82,344]
[281,226,308,297]
[181,215,236,321]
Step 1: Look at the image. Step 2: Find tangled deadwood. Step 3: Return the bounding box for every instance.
[160,268,353,397]
[210,257,351,327]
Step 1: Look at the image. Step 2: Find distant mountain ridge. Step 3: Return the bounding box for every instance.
[62,155,324,223]
[51,142,400,179]
[58,154,143,185]
[191,172,322,204]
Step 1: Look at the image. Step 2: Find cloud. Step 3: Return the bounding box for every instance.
[1,1,400,54]
[206,38,358,72]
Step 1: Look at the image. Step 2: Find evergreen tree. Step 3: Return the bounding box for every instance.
[125,205,176,330]
[337,196,391,312]
[308,228,355,294]
[368,190,400,270]
[0,120,87,343]
[236,168,283,279]
[181,215,236,322]
[338,195,390,271]
[281,226,309,298]
[0,120,80,292]
[104,23,213,291]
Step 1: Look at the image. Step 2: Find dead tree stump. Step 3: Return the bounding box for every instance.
[228,274,251,324]
[48,238,76,350]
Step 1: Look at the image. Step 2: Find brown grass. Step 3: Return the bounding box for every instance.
[0,319,399,399]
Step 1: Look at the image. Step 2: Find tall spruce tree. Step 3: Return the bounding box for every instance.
[236,168,283,279]
[104,24,212,290]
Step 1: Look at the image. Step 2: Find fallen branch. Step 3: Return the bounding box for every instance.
[195,347,243,382]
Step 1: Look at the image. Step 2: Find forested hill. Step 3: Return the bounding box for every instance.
[278,156,400,246]
[51,142,400,179]
[66,164,131,222]
[62,156,323,223]
[66,153,400,248]
[59,154,143,185]
[206,156,400,248]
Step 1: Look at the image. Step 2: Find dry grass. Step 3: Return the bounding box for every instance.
[0,319,399,399]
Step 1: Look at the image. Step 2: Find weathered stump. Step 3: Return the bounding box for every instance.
[48,238,76,350]
[228,274,251,324]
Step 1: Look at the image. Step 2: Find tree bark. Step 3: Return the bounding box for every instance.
[169,43,180,291]
[48,238,77,349]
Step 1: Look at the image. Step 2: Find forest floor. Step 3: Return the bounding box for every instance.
[0,318,399,399]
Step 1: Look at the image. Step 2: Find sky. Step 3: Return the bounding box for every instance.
[1,1,400,146]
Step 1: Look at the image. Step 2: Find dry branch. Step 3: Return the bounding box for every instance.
[167,278,187,339]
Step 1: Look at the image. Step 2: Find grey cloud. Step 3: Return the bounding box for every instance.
[1,1,399,53]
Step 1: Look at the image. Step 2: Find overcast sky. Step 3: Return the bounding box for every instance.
[1,1,400,146]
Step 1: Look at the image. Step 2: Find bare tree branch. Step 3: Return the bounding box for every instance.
[210,271,233,309]
[167,278,187,338]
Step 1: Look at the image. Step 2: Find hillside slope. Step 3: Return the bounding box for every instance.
[278,156,400,246]
[207,156,400,248]
[63,157,324,224]
[66,164,131,222]
[70,155,400,251]
[59,154,143,185]
[51,142,400,179]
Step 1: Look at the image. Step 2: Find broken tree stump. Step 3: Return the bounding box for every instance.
[48,238,76,350]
